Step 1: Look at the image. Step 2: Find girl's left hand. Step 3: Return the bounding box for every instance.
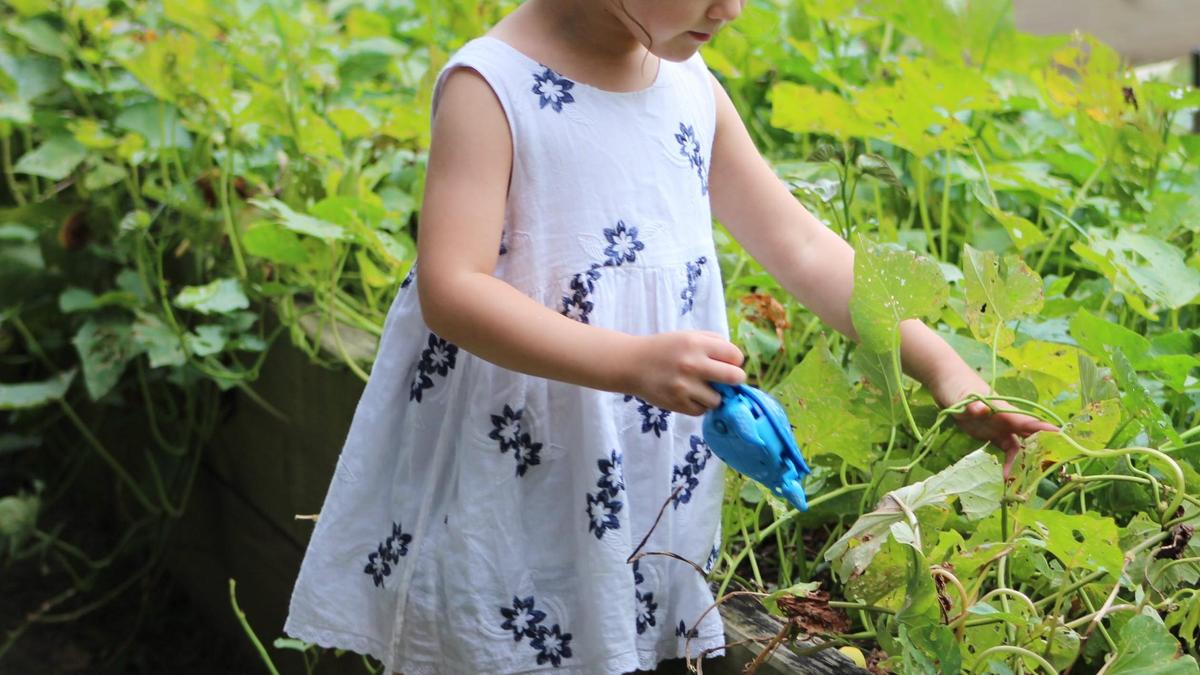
[930,369,1059,476]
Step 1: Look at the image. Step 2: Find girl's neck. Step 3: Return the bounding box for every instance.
[496,0,660,91]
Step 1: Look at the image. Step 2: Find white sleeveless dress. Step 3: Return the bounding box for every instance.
[284,35,730,675]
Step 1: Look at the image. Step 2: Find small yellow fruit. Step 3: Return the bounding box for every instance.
[838,646,867,669]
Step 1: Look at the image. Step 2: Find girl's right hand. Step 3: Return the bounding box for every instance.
[624,330,747,416]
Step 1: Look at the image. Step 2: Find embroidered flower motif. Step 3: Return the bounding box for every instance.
[499,596,573,667]
[704,543,720,574]
[671,434,712,508]
[623,394,671,437]
[409,333,459,402]
[675,619,700,639]
[531,623,574,667]
[632,560,645,585]
[635,589,658,634]
[570,264,603,294]
[489,404,543,476]
[513,431,543,477]
[602,220,645,266]
[489,404,525,453]
[596,448,625,497]
[500,596,547,642]
[499,230,509,255]
[532,67,576,113]
[685,435,713,472]
[585,491,622,539]
[680,256,708,315]
[561,290,594,324]
[674,122,709,195]
[363,521,413,588]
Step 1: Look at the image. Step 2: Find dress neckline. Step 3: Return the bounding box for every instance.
[477,35,668,97]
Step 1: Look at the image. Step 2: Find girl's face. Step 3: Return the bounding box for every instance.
[608,0,745,62]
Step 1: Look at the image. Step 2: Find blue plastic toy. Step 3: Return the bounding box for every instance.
[702,383,811,511]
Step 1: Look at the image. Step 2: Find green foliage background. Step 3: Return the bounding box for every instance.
[1,0,1198,671]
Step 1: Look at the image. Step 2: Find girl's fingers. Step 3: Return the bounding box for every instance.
[706,362,746,386]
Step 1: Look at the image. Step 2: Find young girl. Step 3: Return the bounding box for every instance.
[283,1,1054,673]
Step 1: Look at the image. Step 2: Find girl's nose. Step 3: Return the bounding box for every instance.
[708,0,743,22]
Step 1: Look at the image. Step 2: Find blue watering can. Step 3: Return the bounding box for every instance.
[702,383,811,511]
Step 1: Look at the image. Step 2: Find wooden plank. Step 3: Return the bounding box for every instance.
[715,591,869,675]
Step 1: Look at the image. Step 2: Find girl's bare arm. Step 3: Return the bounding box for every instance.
[416,68,744,407]
[704,72,965,393]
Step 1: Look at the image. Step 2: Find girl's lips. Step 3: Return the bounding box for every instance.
[688,31,712,42]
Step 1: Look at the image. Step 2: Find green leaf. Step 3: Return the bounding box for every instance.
[114,101,194,151]
[774,335,880,471]
[173,278,249,316]
[13,135,87,180]
[0,370,75,410]
[1085,231,1200,314]
[1111,348,1183,447]
[131,313,186,368]
[1032,399,1121,463]
[1015,506,1123,577]
[72,319,138,401]
[185,325,227,357]
[250,197,346,241]
[761,581,822,617]
[0,489,40,551]
[6,18,69,59]
[242,221,310,265]
[850,236,949,354]
[1106,613,1199,674]
[826,449,1002,579]
[962,244,1043,349]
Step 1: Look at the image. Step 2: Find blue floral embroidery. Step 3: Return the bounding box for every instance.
[499,230,509,255]
[532,67,576,113]
[409,333,459,402]
[500,595,547,641]
[675,619,700,639]
[635,589,658,634]
[586,448,624,539]
[623,394,671,437]
[401,263,416,288]
[489,404,543,476]
[531,624,574,667]
[499,596,573,667]
[704,543,720,574]
[680,256,708,315]
[362,521,413,588]
[570,264,604,294]
[631,560,658,635]
[561,291,594,324]
[674,122,709,195]
[671,435,713,508]
[602,220,645,267]
[596,448,625,497]
[586,491,622,539]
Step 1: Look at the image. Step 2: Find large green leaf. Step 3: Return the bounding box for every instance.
[962,244,1043,349]
[1015,506,1123,577]
[849,236,949,354]
[71,319,139,401]
[1106,614,1199,675]
[826,449,1002,579]
[13,135,87,180]
[173,278,249,316]
[773,335,880,471]
[0,370,75,410]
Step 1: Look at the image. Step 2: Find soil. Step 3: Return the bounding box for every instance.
[0,492,258,675]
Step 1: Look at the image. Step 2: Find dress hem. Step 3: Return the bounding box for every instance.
[283,616,728,675]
